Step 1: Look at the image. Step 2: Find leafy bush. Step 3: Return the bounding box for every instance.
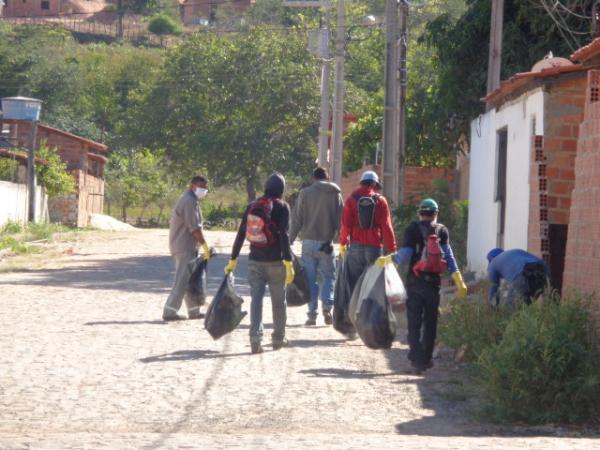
[0,158,19,182]
[0,236,30,254]
[477,295,600,424]
[36,142,76,197]
[1,220,23,235]
[148,14,182,38]
[439,295,514,362]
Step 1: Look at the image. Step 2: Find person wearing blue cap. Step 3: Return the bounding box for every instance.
[486,248,549,306]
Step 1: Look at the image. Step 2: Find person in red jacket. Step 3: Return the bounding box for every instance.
[339,170,397,292]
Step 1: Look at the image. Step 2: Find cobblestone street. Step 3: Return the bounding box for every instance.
[0,229,598,449]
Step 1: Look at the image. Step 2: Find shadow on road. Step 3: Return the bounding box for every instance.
[139,349,250,363]
[299,367,397,379]
[3,253,252,297]
[85,320,168,326]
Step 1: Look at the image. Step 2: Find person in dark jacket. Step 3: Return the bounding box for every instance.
[290,167,343,326]
[339,170,397,293]
[487,248,549,306]
[224,173,294,354]
[377,198,467,374]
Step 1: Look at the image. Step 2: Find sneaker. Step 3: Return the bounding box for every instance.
[305,318,317,326]
[272,337,289,350]
[323,310,333,325]
[424,360,434,370]
[346,330,358,340]
[162,314,186,321]
[188,312,205,320]
[251,342,264,354]
[411,361,426,375]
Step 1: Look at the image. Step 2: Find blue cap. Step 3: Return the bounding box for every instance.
[487,248,503,262]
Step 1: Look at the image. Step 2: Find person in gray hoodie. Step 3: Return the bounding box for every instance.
[290,167,344,325]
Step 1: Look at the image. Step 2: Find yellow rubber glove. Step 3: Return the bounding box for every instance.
[339,244,347,258]
[283,259,295,285]
[375,254,393,268]
[201,242,211,261]
[224,258,237,275]
[451,271,468,299]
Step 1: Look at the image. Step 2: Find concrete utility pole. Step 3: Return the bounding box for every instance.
[382,0,399,205]
[397,0,408,205]
[318,10,332,168]
[330,0,345,186]
[27,121,38,223]
[486,0,504,110]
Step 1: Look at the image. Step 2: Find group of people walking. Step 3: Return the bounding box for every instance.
[162,167,549,373]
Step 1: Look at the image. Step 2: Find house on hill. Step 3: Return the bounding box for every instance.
[178,0,254,25]
[467,38,600,306]
[2,119,108,227]
[1,0,111,17]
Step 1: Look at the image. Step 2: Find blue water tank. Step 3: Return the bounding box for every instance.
[1,97,42,121]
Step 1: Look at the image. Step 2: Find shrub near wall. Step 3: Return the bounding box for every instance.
[477,296,600,424]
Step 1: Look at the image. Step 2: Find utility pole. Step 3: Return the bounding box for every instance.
[27,121,38,223]
[318,9,332,168]
[486,0,504,110]
[330,0,345,186]
[117,0,124,40]
[382,0,399,204]
[397,0,408,204]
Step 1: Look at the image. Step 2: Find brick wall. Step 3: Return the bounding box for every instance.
[527,75,586,291]
[340,164,457,204]
[564,70,600,317]
[3,0,61,17]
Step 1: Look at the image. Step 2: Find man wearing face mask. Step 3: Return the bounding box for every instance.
[163,175,211,321]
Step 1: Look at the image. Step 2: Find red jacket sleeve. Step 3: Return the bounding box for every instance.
[378,197,397,252]
[339,196,354,246]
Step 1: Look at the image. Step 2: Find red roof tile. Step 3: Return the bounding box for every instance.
[482,64,586,106]
[570,38,600,63]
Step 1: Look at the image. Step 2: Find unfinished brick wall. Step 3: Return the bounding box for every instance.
[564,71,600,308]
[2,0,61,17]
[340,164,456,204]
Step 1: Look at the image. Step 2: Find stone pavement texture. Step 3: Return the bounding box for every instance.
[0,229,598,449]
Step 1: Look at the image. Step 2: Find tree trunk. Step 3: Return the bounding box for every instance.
[122,205,127,223]
[246,176,257,202]
[157,206,165,225]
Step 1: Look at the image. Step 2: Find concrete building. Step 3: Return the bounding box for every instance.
[467,42,600,303]
[2,119,108,227]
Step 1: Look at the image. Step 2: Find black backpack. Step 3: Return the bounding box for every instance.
[353,193,380,229]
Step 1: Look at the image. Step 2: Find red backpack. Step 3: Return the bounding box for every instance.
[412,223,447,276]
[246,197,277,247]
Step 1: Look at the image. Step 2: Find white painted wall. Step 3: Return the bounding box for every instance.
[0,181,48,226]
[467,89,545,276]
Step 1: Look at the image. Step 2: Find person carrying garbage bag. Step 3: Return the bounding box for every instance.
[289,166,343,326]
[224,173,294,354]
[163,175,212,321]
[339,170,397,293]
[376,198,467,374]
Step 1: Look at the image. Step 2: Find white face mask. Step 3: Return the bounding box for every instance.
[194,187,208,199]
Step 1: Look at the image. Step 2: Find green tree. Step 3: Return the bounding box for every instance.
[130,27,320,200]
[148,13,182,46]
[35,142,76,197]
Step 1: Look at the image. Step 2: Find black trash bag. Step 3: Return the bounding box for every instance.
[187,256,207,306]
[333,256,355,335]
[351,265,397,349]
[204,274,247,340]
[286,255,310,307]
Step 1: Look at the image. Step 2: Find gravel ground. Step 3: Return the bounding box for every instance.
[0,229,598,449]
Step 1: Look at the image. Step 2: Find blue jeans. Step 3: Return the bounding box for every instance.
[301,239,336,318]
[346,243,382,294]
[247,260,287,344]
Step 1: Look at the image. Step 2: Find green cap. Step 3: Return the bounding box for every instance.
[418,198,439,213]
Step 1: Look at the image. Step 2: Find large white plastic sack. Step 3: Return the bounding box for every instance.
[384,263,407,305]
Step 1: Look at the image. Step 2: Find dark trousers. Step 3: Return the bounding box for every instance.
[406,275,440,367]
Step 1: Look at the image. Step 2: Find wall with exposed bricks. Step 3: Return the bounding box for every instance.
[564,70,600,319]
